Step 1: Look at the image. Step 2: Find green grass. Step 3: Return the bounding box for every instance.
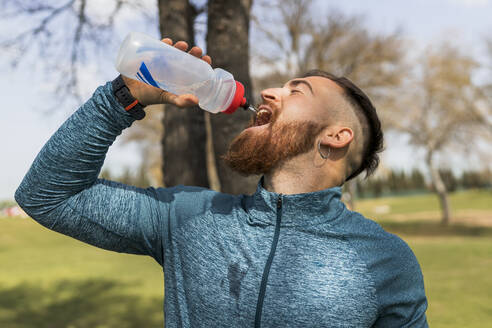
[0,218,164,327]
[356,188,492,221]
[354,189,492,327]
[1,189,491,327]
[407,237,492,328]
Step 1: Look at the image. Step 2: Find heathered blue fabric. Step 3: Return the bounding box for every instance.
[15,82,428,327]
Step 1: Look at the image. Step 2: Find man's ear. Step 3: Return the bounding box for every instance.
[320,126,354,149]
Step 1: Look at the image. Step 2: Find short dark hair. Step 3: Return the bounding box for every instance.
[302,69,384,181]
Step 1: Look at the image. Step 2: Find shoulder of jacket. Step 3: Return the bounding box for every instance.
[338,210,420,275]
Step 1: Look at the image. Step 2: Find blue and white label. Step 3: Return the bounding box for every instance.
[135,62,159,88]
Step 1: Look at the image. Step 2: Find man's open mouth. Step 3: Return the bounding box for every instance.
[255,106,273,126]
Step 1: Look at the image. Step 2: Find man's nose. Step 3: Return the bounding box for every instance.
[260,88,281,103]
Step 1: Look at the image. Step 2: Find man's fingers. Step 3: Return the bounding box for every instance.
[158,90,199,108]
[201,55,212,65]
[189,47,212,66]
[161,37,211,65]
[175,94,199,107]
[174,41,188,52]
[162,38,173,45]
[189,46,203,58]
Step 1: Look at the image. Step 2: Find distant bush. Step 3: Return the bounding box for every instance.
[99,164,151,188]
[356,168,491,198]
[0,200,16,211]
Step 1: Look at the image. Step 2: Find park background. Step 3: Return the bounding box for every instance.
[1,0,491,327]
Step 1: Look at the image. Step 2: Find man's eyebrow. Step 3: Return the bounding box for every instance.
[287,79,314,95]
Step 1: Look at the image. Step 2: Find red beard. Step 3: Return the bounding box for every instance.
[222,116,325,176]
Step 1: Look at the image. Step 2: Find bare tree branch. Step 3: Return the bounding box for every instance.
[0,0,155,108]
[1,1,74,58]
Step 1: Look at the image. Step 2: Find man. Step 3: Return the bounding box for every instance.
[16,38,428,327]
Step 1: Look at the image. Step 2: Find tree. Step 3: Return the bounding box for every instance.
[159,0,209,188]
[461,169,492,189]
[207,0,257,194]
[0,0,153,102]
[252,1,405,91]
[385,43,490,224]
[1,0,255,194]
[409,168,427,191]
[120,105,165,187]
[252,0,406,208]
[438,169,458,193]
[481,37,492,131]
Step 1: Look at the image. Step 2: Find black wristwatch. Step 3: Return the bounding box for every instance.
[112,75,146,120]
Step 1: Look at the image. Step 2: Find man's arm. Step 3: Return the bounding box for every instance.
[15,82,168,263]
[15,38,212,265]
[372,233,428,327]
[342,213,428,327]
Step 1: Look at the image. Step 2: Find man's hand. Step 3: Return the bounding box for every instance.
[121,38,212,107]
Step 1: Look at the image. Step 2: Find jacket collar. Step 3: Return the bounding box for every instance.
[245,177,346,227]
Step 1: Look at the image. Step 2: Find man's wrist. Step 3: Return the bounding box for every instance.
[111,75,146,120]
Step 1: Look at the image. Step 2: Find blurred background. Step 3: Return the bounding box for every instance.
[1,0,491,327]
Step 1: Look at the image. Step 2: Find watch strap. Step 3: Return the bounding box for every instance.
[112,75,146,120]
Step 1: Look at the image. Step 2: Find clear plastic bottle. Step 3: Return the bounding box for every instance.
[115,32,249,114]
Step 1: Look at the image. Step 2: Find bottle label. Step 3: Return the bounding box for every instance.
[135,62,159,88]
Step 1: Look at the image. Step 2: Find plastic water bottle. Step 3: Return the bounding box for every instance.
[115,32,253,114]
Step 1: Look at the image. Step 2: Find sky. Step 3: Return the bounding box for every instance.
[1,0,491,200]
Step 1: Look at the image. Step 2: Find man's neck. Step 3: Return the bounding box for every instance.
[263,152,342,195]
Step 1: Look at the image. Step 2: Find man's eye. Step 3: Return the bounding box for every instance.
[291,89,302,94]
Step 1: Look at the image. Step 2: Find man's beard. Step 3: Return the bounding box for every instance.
[222,115,325,176]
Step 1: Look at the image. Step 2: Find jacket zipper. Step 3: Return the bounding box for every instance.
[254,195,283,328]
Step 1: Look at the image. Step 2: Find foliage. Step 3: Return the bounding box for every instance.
[2,0,491,204]
[0,279,162,328]
[408,237,492,328]
[0,0,156,102]
[252,0,406,107]
[461,169,492,189]
[118,105,165,187]
[383,42,492,223]
[356,189,492,222]
[0,200,17,210]
[356,168,492,198]
[437,169,458,192]
[99,163,151,188]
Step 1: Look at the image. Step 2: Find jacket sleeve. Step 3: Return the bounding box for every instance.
[372,234,428,328]
[15,82,166,265]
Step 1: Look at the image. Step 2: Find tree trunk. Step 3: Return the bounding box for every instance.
[426,152,451,224]
[158,0,209,188]
[436,189,450,224]
[206,0,257,195]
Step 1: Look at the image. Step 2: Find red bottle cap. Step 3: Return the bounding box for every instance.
[222,81,247,114]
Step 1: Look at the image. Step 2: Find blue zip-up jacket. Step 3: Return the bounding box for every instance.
[15,82,428,327]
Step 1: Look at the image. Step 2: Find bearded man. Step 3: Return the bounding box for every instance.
[16,39,428,327]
